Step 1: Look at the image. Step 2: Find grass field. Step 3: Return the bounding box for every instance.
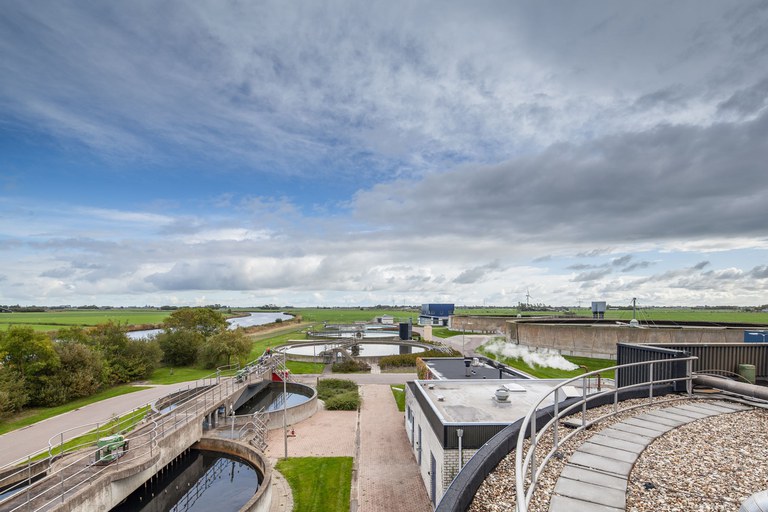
[285,308,418,324]
[276,457,353,512]
[477,344,616,379]
[0,309,172,332]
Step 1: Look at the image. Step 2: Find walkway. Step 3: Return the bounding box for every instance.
[0,383,182,467]
[548,400,752,512]
[266,384,431,512]
[357,385,432,512]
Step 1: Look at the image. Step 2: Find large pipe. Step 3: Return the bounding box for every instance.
[694,374,768,400]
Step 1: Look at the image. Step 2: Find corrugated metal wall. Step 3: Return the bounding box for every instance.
[617,342,768,384]
[615,343,689,390]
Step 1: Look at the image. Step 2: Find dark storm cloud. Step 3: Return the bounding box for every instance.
[611,255,632,267]
[622,261,654,273]
[355,109,768,245]
[573,269,612,282]
[453,260,503,284]
[718,78,768,117]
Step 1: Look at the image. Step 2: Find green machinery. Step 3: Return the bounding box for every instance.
[95,434,128,464]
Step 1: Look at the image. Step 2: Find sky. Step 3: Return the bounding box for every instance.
[1,1,768,308]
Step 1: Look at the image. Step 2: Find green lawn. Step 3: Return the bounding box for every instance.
[287,360,326,374]
[478,345,615,379]
[285,308,418,324]
[276,457,353,512]
[390,385,405,412]
[147,366,219,385]
[0,384,150,436]
[0,308,172,331]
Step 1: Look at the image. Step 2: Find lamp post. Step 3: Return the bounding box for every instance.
[462,322,472,356]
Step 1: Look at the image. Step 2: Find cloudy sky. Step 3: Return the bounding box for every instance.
[2,1,768,308]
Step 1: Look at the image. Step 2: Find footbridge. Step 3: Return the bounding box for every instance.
[0,354,287,512]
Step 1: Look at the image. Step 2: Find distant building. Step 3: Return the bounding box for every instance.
[376,315,395,325]
[419,303,454,326]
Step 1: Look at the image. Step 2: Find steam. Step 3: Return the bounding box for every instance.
[483,338,578,371]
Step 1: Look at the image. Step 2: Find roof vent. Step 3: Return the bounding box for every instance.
[436,394,445,401]
[495,387,510,402]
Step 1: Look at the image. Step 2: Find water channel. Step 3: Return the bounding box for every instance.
[284,343,426,357]
[111,449,261,512]
[127,312,294,339]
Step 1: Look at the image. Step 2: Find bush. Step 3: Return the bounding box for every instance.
[317,378,360,410]
[317,378,357,400]
[379,348,460,370]
[331,359,371,373]
[324,390,360,410]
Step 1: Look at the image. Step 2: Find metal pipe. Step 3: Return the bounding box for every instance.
[694,374,768,400]
[457,429,464,468]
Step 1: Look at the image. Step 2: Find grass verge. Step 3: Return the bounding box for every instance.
[390,385,405,412]
[0,385,150,436]
[276,457,353,512]
[478,346,615,379]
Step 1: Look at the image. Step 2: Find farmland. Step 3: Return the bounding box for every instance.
[0,309,172,332]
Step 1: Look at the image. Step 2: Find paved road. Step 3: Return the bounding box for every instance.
[0,383,185,467]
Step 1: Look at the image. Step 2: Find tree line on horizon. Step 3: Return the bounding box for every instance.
[0,308,251,415]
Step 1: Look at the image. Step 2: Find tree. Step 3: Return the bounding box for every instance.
[198,328,251,368]
[0,326,59,380]
[156,329,203,366]
[88,322,160,384]
[162,308,227,338]
[0,366,28,414]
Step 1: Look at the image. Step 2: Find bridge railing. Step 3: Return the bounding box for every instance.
[514,356,697,512]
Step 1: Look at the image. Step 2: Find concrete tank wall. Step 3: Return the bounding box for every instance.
[509,322,747,359]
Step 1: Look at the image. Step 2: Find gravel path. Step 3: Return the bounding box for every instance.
[469,397,768,512]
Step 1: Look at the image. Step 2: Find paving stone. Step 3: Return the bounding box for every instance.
[549,494,623,512]
[589,433,646,454]
[667,404,713,419]
[599,427,654,445]
[611,422,663,439]
[560,464,628,491]
[635,411,686,427]
[643,408,700,424]
[622,417,673,433]
[554,475,626,508]
[569,451,634,476]
[579,441,640,464]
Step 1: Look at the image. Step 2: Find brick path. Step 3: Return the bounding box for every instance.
[267,384,431,512]
[357,385,432,512]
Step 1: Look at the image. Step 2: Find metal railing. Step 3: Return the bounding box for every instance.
[0,361,279,512]
[514,356,697,512]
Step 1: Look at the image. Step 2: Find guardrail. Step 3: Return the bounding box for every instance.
[514,356,697,512]
[0,353,285,512]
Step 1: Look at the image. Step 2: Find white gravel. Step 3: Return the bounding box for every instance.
[469,396,768,512]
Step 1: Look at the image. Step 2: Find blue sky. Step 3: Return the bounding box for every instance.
[1,1,768,307]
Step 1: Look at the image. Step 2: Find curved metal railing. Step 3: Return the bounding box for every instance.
[514,356,697,512]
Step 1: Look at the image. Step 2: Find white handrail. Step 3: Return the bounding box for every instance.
[514,356,696,512]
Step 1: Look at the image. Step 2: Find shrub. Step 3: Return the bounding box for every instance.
[331,359,371,373]
[324,390,360,410]
[317,378,357,400]
[379,348,460,370]
[317,378,360,410]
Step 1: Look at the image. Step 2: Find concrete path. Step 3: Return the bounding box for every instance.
[549,400,752,512]
[0,383,183,467]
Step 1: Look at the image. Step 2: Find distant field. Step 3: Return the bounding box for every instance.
[0,309,172,332]
[284,308,418,324]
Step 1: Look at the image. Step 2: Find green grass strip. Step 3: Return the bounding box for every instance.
[390,385,405,412]
[0,385,151,436]
[478,346,615,379]
[276,457,353,512]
